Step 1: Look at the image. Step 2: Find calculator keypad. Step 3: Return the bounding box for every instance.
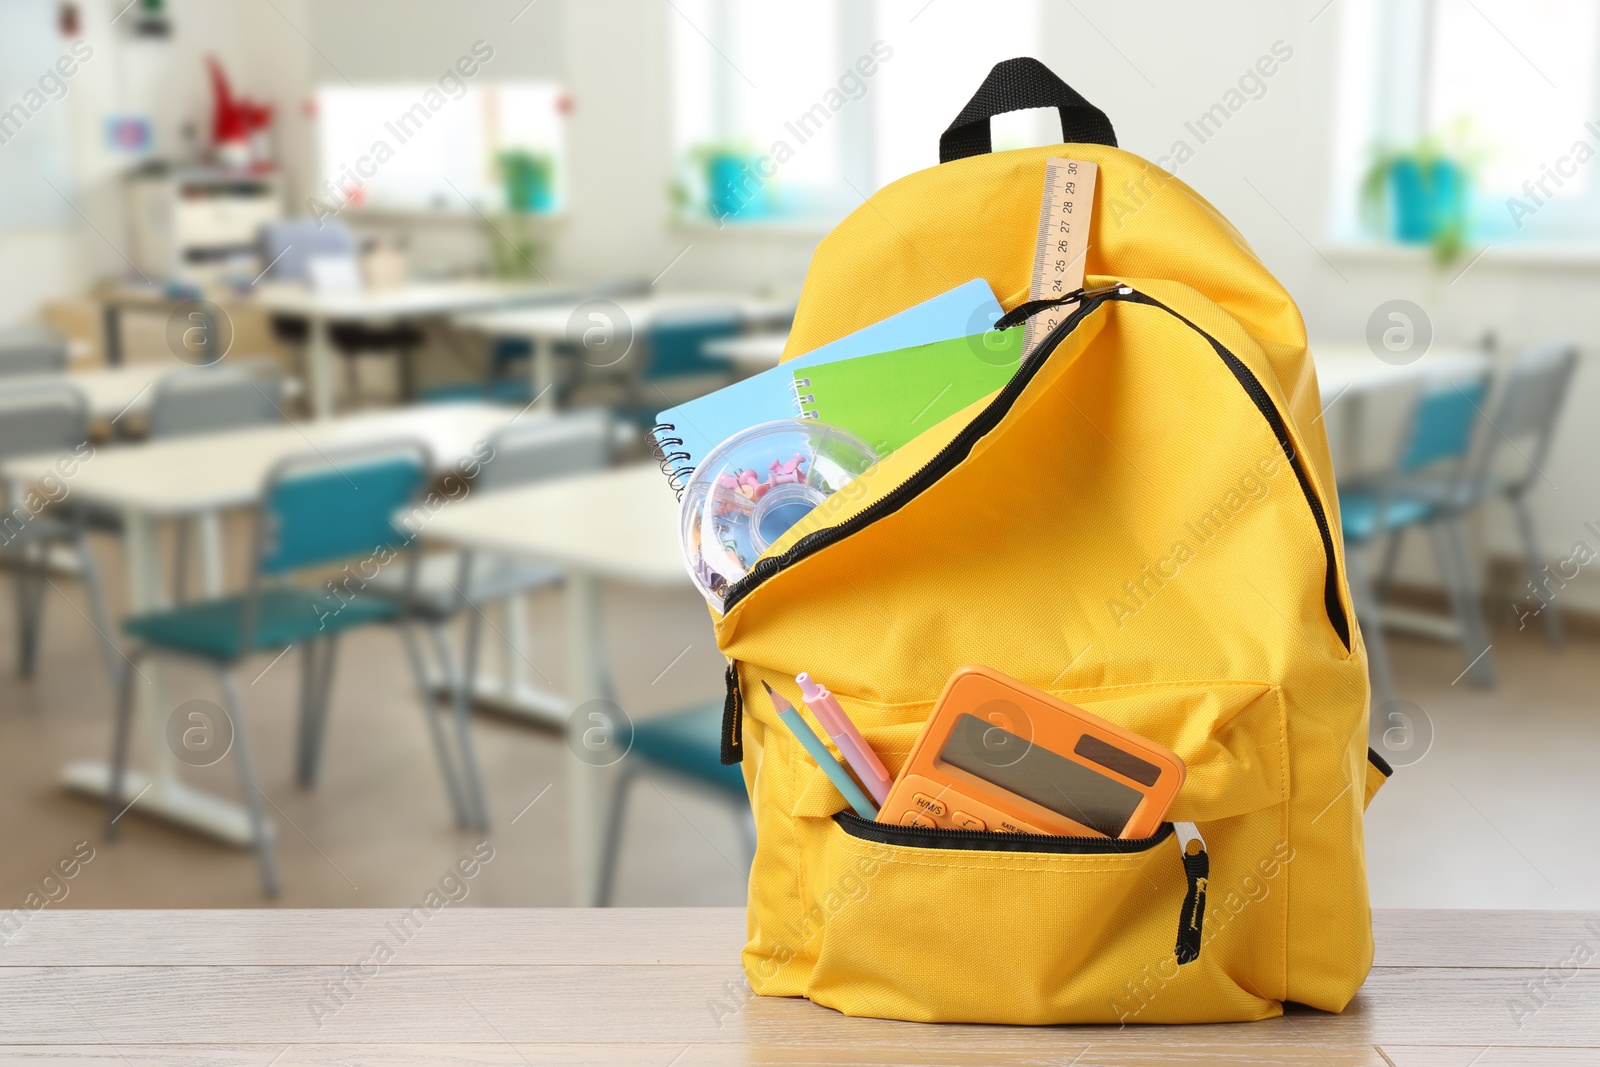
[886,773,1048,836]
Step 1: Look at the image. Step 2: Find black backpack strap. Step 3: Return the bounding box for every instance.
[939,57,1117,164]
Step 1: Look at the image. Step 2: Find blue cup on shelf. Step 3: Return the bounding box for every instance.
[1390,158,1465,243]
[706,151,767,223]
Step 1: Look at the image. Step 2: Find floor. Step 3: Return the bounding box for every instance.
[0,525,1593,910]
[1361,610,1599,909]
[0,525,745,909]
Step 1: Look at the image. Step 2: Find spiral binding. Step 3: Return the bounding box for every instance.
[649,422,694,500]
[787,377,818,417]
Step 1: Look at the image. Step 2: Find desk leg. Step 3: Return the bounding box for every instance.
[102,303,123,366]
[197,511,224,597]
[61,510,256,845]
[434,588,567,725]
[1337,392,1365,476]
[566,572,614,906]
[502,593,528,697]
[308,314,335,420]
[531,338,557,411]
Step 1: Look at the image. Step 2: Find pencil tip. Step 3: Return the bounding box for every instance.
[760,679,793,713]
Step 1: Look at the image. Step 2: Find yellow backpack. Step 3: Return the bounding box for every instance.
[712,59,1389,1024]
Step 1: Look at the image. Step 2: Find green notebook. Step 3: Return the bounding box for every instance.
[790,326,1024,457]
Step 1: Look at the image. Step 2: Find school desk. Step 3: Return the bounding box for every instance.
[418,463,688,907]
[456,292,794,412]
[0,403,519,848]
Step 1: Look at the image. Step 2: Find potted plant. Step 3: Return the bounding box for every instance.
[488,150,554,280]
[1361,123,1481,267]
[671,142,769,224]
[497,149,557,215]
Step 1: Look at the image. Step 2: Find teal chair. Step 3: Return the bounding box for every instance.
[106,439,467,896]
[0,380,120,683]
[365,410,617,829]
[1379,344,1579,648]
[646,310,742,379]
[595,702,753,906]
[147,360,286,604]
[615,309,742,426]
[1338,371,1495,714]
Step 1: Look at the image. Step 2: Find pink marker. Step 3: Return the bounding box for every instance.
[797,672,892,805]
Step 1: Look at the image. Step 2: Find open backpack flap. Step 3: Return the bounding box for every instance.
[709,58,1388,1024]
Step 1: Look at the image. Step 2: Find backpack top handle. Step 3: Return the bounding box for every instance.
[939,57,1117,163]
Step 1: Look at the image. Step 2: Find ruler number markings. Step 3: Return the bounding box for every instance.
[1024,157,1097,355]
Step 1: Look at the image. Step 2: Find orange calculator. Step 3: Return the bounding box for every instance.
[880,666,1185,839]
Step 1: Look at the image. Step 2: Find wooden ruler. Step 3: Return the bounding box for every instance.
[1024,157,1098,355]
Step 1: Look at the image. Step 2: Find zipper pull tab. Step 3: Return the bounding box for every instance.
[1173,821,1208,965]
[991,283,1132,330]
[1079,282,1135,300]
[721,658,744,765]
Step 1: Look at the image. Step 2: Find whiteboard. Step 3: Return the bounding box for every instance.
[0,0,74,230]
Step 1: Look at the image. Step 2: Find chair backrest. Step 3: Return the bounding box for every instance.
[1478,343,1578,493]
[148,359,286,439]
[255,440,430,577]
[479,410,612,493]
[259,219,357,284]
[645,309,741,381]
[0,379,88,460]
[0,324,69,376]
[1398,372,1490,475]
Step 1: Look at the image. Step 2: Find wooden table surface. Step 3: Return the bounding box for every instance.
[2,908,1594,1065]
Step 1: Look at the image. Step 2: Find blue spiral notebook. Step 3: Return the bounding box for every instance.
[652,279,1002,489]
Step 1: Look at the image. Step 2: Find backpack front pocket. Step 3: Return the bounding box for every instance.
[801,810,1285,1024]
[762,679,1293,1024]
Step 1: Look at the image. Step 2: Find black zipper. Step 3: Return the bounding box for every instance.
[718,285,1350,764]
[1116,290,1352,651]
[836,811,1209,966]
[833,809,1172,853]
[721,286,1120,615]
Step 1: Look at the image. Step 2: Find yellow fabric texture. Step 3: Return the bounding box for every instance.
[1364,756,1390,810]
[713,143,1377,1024]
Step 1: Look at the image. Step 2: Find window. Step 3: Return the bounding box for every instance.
[669,0,1040,226]
[1332,0,1600,245]
[314,81,566,215]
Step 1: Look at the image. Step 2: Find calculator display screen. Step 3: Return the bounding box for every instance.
[938,713,1144,837]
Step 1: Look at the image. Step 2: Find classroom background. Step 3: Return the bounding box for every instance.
[1,0,1595,911]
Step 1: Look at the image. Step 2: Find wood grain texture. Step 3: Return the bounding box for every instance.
[1378,1049,1600,1067]
[1372,910,1600,969]
[8,908,1592,969]
[3,964,1598,1045]
[0,1045,1393,1066]
[0,907,747,966]
[0,908,1593,1065]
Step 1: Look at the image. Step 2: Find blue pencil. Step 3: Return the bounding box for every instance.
[763,681,879,820]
